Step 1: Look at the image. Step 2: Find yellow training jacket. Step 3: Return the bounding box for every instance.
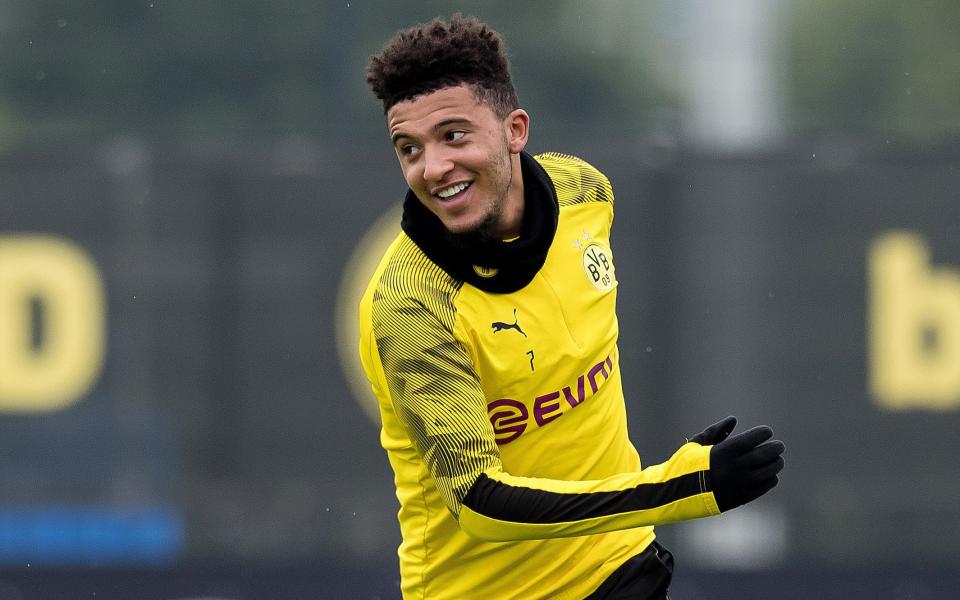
[359,152,720,600]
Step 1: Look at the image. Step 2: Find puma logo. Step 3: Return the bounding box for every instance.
[492,308,526,337]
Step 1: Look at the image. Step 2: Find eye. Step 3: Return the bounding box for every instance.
[445,130,466,142]
[399,144,421,158]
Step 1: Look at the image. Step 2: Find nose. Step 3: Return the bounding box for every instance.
[421,145,454,183]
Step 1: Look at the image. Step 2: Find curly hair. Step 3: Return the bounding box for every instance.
[366,14,519,117]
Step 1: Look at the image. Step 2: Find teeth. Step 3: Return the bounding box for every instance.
[437,182,470,199]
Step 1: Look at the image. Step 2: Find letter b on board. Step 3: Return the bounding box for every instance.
[869,232,960,410]
[0,235,106,412]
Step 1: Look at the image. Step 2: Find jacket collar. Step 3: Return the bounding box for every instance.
[400,151,559,294]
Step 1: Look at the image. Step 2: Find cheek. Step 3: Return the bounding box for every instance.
[483,144,510,181]
[401,163,422,188]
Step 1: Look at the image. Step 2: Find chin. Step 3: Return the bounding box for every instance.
[443,222,481,236]
[440,214,486,236]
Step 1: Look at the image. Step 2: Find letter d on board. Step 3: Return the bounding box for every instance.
[869,232,960,410]
[0,235,106,412]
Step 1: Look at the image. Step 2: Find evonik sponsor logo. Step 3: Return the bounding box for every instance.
[486,353,614,444]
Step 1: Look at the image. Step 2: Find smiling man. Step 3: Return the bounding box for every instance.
[388,83,524,241]
[359,15,784,600]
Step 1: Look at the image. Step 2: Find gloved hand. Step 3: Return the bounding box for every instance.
[690,416,785,512]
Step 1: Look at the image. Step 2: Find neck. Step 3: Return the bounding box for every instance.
[496,152,525,239]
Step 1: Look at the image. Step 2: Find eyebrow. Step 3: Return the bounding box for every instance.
[390,118,472,146]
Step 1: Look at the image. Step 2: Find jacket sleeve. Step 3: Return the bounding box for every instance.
[362,255,720,542]
[459,441,718,541]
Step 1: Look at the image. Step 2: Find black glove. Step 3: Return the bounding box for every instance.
[691,416,785,512]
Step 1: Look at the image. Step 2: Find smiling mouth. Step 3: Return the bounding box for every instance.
[436,182,472,201]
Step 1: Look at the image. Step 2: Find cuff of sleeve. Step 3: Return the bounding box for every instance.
[676,441,721,516]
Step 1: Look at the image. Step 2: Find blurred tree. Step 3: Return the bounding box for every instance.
[0,0,673,148]
[787,0,960,140]
[0,1,350,145]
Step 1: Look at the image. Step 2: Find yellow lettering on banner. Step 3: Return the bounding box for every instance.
[869,232,960,411]
[0,235,106,412]
[335,206,402,424]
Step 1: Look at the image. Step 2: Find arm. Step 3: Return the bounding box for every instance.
[459,441,717,541]
[362,265,773,542]
[459,417,784,542]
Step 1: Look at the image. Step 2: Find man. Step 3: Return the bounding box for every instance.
[359,15,784,599]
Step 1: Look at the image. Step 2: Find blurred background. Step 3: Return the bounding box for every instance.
[2,1,960,598]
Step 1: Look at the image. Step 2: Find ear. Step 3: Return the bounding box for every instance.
[504,109,530,154]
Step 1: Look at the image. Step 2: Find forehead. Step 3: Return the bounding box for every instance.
[387,85,495,138]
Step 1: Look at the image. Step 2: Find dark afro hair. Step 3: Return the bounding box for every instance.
[366,14,519,117]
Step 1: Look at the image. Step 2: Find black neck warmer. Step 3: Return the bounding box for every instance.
[400,151,559,294]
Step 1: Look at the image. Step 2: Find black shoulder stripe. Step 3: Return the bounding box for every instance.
[462,472,710,524]
[535,152,613,207]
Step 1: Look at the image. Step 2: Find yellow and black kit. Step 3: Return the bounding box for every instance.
[359,152,720,599]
